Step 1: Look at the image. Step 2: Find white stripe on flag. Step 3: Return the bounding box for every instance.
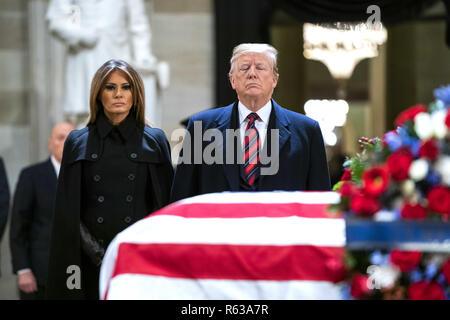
[110,215,346,247]
[179,191,341,205]
[105,274,343,300]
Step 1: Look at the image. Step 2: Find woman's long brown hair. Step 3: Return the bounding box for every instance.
[88,59,146,126]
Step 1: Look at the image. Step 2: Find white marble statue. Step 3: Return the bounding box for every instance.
[46,0,168,125]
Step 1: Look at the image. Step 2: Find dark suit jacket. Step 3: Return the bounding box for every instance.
[171,100,331,202]
[0,157,9,241]
[46,123,173,299]
[9,159,57,286]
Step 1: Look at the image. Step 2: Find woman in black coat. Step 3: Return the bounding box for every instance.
[46,59,173,299]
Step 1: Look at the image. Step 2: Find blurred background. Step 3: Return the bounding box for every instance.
[0,0,449,299]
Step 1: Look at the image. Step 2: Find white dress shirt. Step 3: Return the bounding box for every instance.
[238,100,272,149]
[50,155,61,177]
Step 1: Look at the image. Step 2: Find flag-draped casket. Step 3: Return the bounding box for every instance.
[100,191,346,299]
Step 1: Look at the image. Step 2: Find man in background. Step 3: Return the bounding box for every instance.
[9,122,74,299]
[0,156,10,277]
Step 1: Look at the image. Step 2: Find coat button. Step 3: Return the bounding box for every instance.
[98,195,104,203]
[128,174,135,181]
[126,195,133,202]
[93,174,101,182]
[124,216,132,224]
[97,217,104,224]
[91,153,98,159]
[130,153,137,159]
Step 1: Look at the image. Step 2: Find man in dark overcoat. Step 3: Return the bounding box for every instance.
[171,43,330,202]
[9,122,74,299]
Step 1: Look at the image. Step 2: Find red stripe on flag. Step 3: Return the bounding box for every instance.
[112,243,344,282]
[149,202,342,219]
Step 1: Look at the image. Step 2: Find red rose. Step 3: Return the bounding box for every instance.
[386,151,413,181]
[350,274,371,299]
[395,104,427,128]
[400,203,427,220]
[325,257,347,283]
[350,193,381,217]
[340,169,352,181]
[407,281,446,300]
[427,186,450,215]
[338,181,359,197]
[419,139,440,160]
[390,250,422,272]
[362,166,390,196]
[445,109,450,129]
[442,258,450,285]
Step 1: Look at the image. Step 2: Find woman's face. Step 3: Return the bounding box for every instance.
[100,70,133,123]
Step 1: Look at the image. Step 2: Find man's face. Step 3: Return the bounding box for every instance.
[48,123,74,163]
[229,52,278,104]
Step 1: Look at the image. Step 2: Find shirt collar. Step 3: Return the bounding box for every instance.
[238,100,272,126]
[50,155,61,177]
[96,110,137,141]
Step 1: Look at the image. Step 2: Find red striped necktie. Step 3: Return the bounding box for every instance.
[244,113,261,186]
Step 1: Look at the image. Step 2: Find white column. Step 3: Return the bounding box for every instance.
[369,44,387,138]
[28,0,65,162]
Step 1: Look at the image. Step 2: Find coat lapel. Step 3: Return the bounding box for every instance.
[215,102,240,191]
[258,100,291,186]
[271,99,291,152]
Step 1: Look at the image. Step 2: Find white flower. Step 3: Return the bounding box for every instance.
[366,265,401,290]
[401,179,416,197]
[409,159,429,181]
[374,210,396,222]
[435,156,450,186]
[414,112,433,140]
[431,110,447,139]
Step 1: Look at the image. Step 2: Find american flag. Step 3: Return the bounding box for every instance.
[100,191,346,300]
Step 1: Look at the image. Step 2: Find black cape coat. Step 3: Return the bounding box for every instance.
[46,123,173,299]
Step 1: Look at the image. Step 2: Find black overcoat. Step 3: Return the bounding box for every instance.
[46,123,173,299]
[170,100,331,202]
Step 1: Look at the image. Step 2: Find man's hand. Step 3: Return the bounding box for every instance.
[18,270,38,293]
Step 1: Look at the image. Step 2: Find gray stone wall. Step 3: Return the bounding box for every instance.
[0,0,29,195]
[151,0,214,153]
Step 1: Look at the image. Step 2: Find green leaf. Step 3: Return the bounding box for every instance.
[327,203,342,213]
[404,121,419,139]
[344,251,357,269]
[332,181,344,191]
[350,156,365,184]
[428,101,439,113]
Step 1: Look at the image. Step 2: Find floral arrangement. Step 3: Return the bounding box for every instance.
[332,85,450,300]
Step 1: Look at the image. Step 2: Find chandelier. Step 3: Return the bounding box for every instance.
[303,22,387,80]
[304,99,349,146]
